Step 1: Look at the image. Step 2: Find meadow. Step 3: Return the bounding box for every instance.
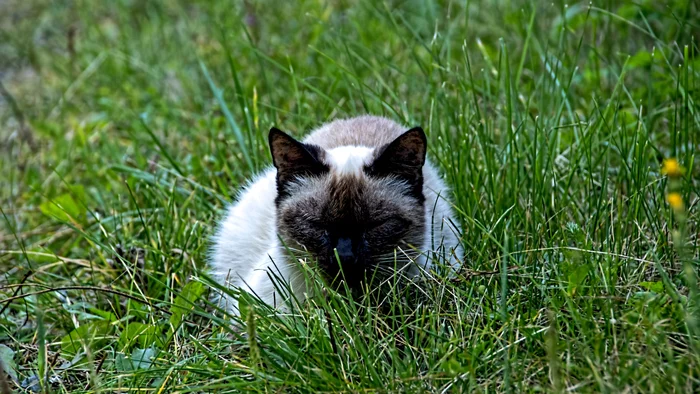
[1,0,699,392]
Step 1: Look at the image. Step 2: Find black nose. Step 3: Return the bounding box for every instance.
[334,237,357,265]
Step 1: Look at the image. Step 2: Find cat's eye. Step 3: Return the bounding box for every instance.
[371,217,408,232]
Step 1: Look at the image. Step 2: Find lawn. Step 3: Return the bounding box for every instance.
[1,0,699,392]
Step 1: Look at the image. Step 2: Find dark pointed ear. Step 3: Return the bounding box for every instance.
[365,127,427,199]
[269,128,328,199]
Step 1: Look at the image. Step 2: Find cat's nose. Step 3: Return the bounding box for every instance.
[334,237,357,265]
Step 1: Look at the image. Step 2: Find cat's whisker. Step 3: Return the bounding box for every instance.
[370,252,409,260]
[368,265,406,279]
[371,257,414,267]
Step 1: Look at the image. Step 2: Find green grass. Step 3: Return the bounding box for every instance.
[1,0,699,392]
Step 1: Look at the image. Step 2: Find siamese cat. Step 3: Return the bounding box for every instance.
[210,116,462,315]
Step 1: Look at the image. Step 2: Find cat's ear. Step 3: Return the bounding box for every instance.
[269,128,328,184]
[366,127,427,198]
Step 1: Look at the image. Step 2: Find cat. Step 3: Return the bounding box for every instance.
[210,115,462,316]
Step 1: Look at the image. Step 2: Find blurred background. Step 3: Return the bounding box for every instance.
[0,0,698,392]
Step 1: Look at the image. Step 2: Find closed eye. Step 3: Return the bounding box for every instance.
[371,217,409,232]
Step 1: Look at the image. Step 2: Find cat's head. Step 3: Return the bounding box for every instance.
[269,126,427,289]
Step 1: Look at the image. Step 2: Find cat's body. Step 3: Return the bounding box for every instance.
[210,116,462,315]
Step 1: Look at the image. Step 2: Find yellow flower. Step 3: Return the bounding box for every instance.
[667,192,684,210]
[662,158,684,178]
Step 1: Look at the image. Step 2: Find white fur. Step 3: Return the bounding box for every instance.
[210,123,463,317]
[326,146,374,175]
[209,169,288,312]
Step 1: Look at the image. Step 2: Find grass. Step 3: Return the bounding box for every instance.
[1,0,699,392]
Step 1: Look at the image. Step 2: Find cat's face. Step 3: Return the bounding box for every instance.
[269,127,427,289]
